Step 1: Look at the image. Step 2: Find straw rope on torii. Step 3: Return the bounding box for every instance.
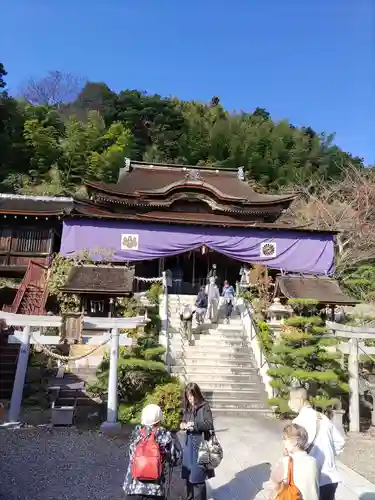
[133,276,164,282]
[30,330,112,362]
[1,310,151,428]
[29,274,165,362]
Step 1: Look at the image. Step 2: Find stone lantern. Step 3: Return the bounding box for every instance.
[267,298,292,340]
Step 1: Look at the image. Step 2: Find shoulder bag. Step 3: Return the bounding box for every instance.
[197,431,223,470]
[306,412,322,454]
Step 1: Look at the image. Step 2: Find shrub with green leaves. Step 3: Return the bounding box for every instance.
[144,380,182,430]
[146,282,163,305]
[341,264,375,302]
[257,321,274,355]
[88,332,181,426]
[267,313,348,415]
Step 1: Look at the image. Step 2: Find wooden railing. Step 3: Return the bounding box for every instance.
[4,260,48,314]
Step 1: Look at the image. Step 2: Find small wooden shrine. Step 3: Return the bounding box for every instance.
[0,194,73,313]
[60,265,135,317]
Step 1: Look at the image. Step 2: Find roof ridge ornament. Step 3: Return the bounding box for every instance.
[238,166,245,181]
[124,157,131,172]
[185,169,203,183]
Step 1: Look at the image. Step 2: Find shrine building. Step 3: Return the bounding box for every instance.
[60,159,335,294]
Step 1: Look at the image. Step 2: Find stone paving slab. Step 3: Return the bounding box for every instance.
[208,415,375,500]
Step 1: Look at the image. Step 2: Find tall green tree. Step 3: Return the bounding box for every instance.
[0,63,30,188]
[113,90,186,161]
[268,301,348,414]
[59,110,133,185]
[0,66,367,196]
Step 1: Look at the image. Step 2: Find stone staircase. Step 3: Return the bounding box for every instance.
[49,356,104,425]
[0,331,18,400]
[167,294,270,416]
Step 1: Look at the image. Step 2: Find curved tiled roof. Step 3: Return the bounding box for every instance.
[71,200,335,233]
[85,161,295,207]
[60,265,134,295]
[275,275,358,305]
[0,194,73,216]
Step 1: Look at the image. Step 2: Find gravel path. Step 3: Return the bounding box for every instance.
[0,428,185,500]
[340,431,375,485]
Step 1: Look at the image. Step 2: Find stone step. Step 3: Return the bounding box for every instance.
[206,399,268,410]
[0,351,18,360]
[184,380,258,390]
[202,389,262,399]
[179,345,252,355]
[211,407,273,416]
[202,329,244,336]
[179,357,254,367]
[215,323,243,330]
[171,365,256,376]
[189,338,247,347]
[59,389,87,398]
[170,340,248,350]
[55,396,97,407]
[184,372,259,383]
[173,365,256,375]
[182,351,253,361]
[0,360,17,369]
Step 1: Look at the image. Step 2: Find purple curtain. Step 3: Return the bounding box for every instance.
[60,219,334,274]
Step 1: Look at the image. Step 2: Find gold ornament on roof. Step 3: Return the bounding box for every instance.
[185,169,203,182]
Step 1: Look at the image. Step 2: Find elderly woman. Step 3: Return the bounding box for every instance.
[123,404,182,500]
[270,423,319,500]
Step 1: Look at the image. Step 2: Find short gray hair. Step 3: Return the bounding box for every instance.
[289,387,308,401]
[283,423,308,450]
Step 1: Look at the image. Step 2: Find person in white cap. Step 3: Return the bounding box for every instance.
[123,404,182,500]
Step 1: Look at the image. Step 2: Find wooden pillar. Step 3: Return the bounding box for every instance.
[330,305,335,321]
[348,337,360,432]
[192,251,195,289]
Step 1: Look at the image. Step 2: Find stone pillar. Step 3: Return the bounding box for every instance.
[332,409,346,436]
[348,337,360,433]
[8,325,31,424]
[159,271,170,369]
[100,328,121,434]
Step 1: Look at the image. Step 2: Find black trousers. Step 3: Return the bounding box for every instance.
[319,483,338,500]
[186,481,207,500]
[224,300,233,319]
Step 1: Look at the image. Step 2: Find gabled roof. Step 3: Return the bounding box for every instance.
[60,265,134,295]
[70,199,335,233]
[0,194,73,216]
[85,161,295,207]
[274,275,358,305]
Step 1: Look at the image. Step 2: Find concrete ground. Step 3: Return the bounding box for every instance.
[1,415,375,500]
[208,415,375,500]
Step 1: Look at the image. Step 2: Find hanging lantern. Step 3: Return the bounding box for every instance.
[201,245,207,255]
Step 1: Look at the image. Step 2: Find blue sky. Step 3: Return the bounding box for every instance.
[1,0,374,164]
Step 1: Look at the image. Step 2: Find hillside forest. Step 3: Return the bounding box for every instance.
[1,64,375,287]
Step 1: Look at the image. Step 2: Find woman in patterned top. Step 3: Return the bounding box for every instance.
[123,404,182,500]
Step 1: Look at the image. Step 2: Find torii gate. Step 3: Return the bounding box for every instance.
[326,321,375,433]
[0,312,149,433]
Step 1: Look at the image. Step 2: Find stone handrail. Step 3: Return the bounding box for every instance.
[237,297,274,399]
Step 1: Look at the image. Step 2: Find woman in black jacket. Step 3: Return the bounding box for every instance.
[180,383,214,500]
